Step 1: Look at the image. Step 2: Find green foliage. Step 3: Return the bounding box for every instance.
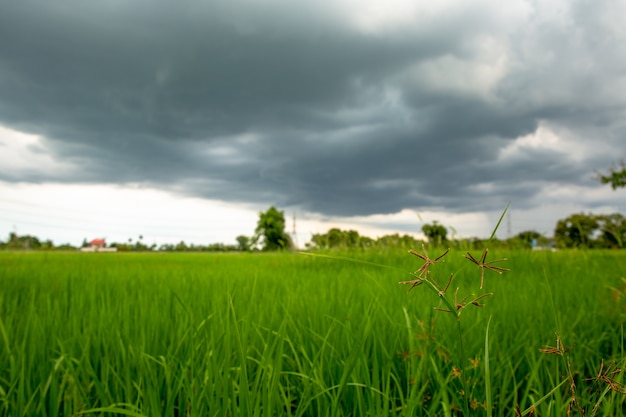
[504,230,553,250]
[310,228,360,249]
[516,230,542,245]
[110,237,156,252]
[308,229,422,250]
[236,235,253,251]
[0,232,41,249]
[255,206,292,251]
[555,212,600,248]
[554,212,626,249]
[0,233,68,250]
[421,221,448,246]
[157,241,239,252]
[599,161,626,190]
[597,213,626,248]
[377,233,420,248]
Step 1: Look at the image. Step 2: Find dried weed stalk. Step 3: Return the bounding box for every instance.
[587,360,626,395]
[399,243,508,316]
[539,333,625,416]
[464,248,510,289]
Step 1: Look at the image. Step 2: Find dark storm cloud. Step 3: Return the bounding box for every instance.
[1,0,625,217]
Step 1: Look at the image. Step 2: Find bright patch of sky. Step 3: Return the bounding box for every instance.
[0,181,259,246]
[0,126,76,179]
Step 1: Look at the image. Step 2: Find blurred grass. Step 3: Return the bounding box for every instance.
[0,249,624,416]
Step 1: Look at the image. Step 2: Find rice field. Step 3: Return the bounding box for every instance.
[0,249,624,416]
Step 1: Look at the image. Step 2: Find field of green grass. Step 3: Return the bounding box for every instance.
[0,249,624,416]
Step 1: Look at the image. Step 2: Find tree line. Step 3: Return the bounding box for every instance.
[0,206,293,252]
[2,209,625,252]
[2,163,624,251]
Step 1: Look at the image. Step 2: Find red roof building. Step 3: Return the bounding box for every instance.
[89,238,106,248]
[81,238,117,252]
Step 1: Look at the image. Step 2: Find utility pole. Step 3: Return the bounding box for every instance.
[291,212,298,249]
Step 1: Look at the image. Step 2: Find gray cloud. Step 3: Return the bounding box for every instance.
[1,0,624,221]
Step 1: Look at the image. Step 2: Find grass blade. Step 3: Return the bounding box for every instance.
[485,316,493,417]
[521,378,569,416]
[486,203,510,246]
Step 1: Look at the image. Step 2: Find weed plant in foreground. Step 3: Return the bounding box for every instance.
[397,207,625,416]
[397,209,510,416]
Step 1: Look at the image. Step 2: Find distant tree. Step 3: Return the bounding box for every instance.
[422,221,448,246]
[516,230,542,242]
[159,243,175,252]
[307,229,423,250]
[56,243,77,251]
[516,230,542,247]
[506,230,553,249]
[132,235,152,251]
[309,232,328,249]
[41,239,54,250]
[374,233,419,248]
[3,233,41,250]
[360,236,375,248]
[109,241,133,251]
[175,241,189,251]
[377,233,401,247]
[554,213,600,248]
[398,234,422,248]
[236,235,252,251]
[599,161,626,190]
[255,206,292,251]
[206,243,227,252]
[326,228,346,248]
[345,230,361,247]
[307,229,367,249]
[133,241,151,251]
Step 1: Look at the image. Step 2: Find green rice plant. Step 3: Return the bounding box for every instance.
[524,271,626,417]
[0,246,625,415]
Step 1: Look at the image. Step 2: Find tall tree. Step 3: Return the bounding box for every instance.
[599,161,626,189]
[255,206,292,251]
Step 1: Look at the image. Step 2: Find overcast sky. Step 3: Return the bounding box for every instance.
[1,0,625,247]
